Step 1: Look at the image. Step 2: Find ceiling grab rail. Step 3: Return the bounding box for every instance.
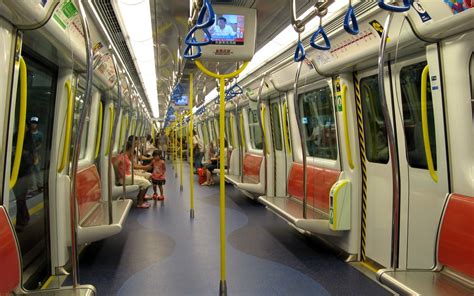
[107,54,123,225]
[377,12,401,269]
[10,56,27,190]
[69,0,93,287]
[344,0,359,35]
[290,0,334,33]
[420,65,438,183]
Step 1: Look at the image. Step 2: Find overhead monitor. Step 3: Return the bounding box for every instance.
[174,95,189,107]
[195,6,257,61]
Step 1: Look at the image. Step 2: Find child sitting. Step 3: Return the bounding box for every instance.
[151,150,166,200]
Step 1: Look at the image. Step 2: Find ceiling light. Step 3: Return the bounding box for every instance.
[113,0,159,118]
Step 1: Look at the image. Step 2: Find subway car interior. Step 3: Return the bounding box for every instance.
[0,0,473,295]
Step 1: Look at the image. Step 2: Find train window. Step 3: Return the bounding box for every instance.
[248,108,263,150]
[360,75,389,164]
[8,54,56,287]
[270,102,283,151]
[298,86,337,159]
[400,62,437,170]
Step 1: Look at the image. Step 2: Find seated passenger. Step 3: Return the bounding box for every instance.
[202,139,227,186]
[117,141,152,208]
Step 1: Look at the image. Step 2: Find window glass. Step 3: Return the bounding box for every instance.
[298,86,337,159]
[9,55,56,288]
[360,75,389,163]
[248,108,263,150]
[400,62,437,169]
[270,102,283,151]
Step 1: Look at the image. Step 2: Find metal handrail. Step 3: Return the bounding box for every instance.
[378,13,400,269]
[293,61,307,218]
[69,0,93,287]
[107,54,122,225]
[290,0,334,33]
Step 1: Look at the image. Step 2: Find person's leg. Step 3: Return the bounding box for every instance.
[159,184,163,196]
[153,184,157,194]
[13,176,30,228]
[134,176,151,207]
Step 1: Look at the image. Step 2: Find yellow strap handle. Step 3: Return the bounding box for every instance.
[421,65,438,183]
[240,112,246,150]
[260,105,269,155]
[10,57,27,189]
[230,113,236,147]
[57,80,74,173]
[105,105,114,156]
[94,101,103,159]
[341,85,354,169]
[282,100,292,155]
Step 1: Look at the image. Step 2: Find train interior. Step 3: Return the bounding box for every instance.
[0,0,473,295]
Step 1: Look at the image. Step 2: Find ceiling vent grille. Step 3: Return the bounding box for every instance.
[92,0,150,111]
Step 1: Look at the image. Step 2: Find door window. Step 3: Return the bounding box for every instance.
[8,54,56,288]
[400,62,437,169]
[248,108,263,150]
[360,75,389,163]
[298,86,337,159]
[270,102,283,151]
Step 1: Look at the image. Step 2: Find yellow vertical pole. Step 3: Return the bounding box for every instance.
[194,60,248,295]
[218,77,226,283]
[180,113,183,191]
[189,73,195,218]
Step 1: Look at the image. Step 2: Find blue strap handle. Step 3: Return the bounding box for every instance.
[294,41,305,62]
[185,27,212,46]
[378,0,411,12]
[310,25,331,51]
[195,0,216,29]
[344,5,359,35]
[232,84,243,95]
[183,42,201,60]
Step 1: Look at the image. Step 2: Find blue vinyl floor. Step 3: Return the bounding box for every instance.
[79,162,392,295]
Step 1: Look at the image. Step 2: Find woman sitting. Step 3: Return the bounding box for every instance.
[202,140,219,186]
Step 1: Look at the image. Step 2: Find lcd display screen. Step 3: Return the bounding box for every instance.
[174,95,188,106]
[208,14,245,45]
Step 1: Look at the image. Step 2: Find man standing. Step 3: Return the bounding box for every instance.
[29,116,43,192]
[158,130,168,160]
[192,129,203,174]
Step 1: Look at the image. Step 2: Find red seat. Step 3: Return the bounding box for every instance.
[287,163,340,214]
[243,153,263,184]
[76,165,102,223]
[0,206,20,294]
[438,194,474,279]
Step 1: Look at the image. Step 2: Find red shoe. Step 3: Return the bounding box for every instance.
[152,193,159,200]
[158,195,165,201]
